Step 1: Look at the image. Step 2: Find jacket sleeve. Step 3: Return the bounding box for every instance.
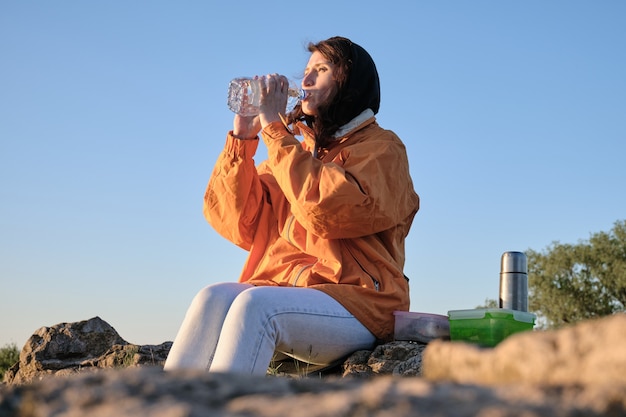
[203,133,268,250]
[261,121,419,240]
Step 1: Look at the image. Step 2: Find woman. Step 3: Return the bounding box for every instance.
[164,36,419,375]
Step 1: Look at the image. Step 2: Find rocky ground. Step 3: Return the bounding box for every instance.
[3,367,625,417]
[1,314,625,416]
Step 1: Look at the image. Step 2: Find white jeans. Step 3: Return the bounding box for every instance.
[163,282,376,375]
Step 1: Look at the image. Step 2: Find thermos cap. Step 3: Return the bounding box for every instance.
[500,251,527,274]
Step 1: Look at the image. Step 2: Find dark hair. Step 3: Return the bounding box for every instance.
[288,36,380,148]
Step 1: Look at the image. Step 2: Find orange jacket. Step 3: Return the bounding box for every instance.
[204,116,419,340]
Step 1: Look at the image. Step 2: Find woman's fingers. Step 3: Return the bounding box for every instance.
[261,74,288,94]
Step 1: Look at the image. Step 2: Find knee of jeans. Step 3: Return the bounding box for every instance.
[189,283,234,312]
[188,282,253,315]
[229,287,278,320]
[189,285,216,308]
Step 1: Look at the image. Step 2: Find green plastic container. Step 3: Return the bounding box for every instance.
[448,308,536,347]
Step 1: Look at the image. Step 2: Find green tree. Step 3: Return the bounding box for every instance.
[476,298,498,309]
[527,220,626,328]
[0,343,19,380]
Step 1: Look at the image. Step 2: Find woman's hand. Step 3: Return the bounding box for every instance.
[259,74,289,128]
[233,114,261,140]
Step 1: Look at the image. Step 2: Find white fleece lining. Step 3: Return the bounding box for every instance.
[333,109,375,138]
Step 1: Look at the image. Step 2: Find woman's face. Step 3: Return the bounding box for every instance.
[301,51,338,116]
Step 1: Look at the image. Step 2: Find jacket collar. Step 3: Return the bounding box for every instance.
[295,108,375,145]
[333,109,375,138]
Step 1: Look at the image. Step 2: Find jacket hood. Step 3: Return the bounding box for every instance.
[345,41,381,117]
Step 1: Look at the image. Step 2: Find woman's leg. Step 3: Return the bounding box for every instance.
[209,286,376,375]
[163,282,253,370]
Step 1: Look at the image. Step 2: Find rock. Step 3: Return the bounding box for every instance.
[342,341,427,377]
[423,313,626,386]
[87,342,172,369]
[3,316,425,383]
[3,317,171,385]
[271,341,428,378]
[1,314,626,416]
[341,350,374,377]
[1,366,624,416]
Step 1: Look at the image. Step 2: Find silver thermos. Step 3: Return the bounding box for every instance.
[499,251,528,311]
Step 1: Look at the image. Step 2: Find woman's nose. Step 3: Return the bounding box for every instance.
[302,72,314,87]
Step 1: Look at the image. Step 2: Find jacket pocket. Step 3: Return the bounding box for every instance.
[345,243,380,292]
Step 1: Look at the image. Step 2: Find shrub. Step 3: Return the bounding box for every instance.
[0,343,20,380]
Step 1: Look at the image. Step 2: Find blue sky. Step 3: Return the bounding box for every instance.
[1,1,625,348]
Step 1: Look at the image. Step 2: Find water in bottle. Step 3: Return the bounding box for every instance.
[227,77,304,116]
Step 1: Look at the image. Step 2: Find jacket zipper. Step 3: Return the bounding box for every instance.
[285,214,296,246]
[292,263,314,287]
[345,243,380,291]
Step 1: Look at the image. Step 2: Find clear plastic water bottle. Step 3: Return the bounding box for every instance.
[227,77,304,116]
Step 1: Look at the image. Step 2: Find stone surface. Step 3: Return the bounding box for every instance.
[342,341,427,377]
[2,314,625,416]
[423,313,626,386]
[1,367,624,417]
[3,317,171,385]
[3,316,427,383]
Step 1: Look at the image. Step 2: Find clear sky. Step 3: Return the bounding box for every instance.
[1,1,625,348]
